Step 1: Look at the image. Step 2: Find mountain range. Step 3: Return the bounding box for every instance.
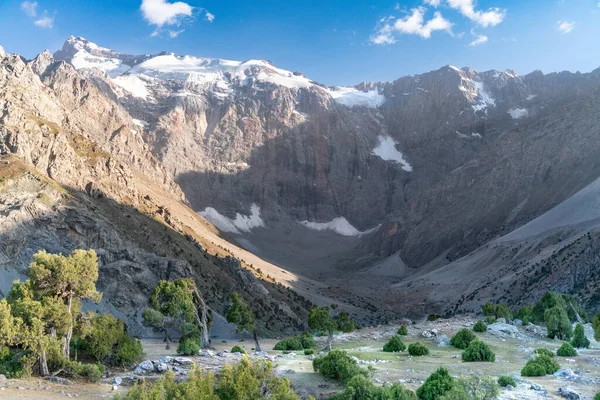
[1,36,599,333]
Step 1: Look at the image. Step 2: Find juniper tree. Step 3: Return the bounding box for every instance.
[226,292,262,352]
[27,249,101,358]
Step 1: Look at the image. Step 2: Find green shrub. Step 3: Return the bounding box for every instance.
[497,375,516,388]
[556,342,577,357]
[427,314,442,322]
[594,392,600,400]
[521,355,559,376]
[231,345,245,354]
[114,335,144,367]
[521,361,546,377]
[545,306,573,340]
[517,306,533,326]
[177,337,200,356]
[441,376,499,400]
[532,292,567,324]
[398,325,409,335]
[312,349,366,382]
[0,347,24,378]
[408,343,430,356]
[299,332,316,349]
[274,337,303,351]
[450,329,477,349]
[484,316,496,325]
[570,323,590,349]
[83,313,125,362]
[473,321,487,333]
[383,336,406,352]
[304,349,314,355]
[461,340,495,362]
[533,348,554,358]
[416,367,454,400]
[330,374,417,400]
[593,313,600,341]
[66,360,103,383]
[482,302,512,321]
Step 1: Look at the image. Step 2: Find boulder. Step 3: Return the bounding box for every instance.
[558,387,581,400]
[422,329,437,338]
[488,322,519,337]
[113,377,123,386]
[134,360,155,374]
[554,369,578,380]
[160,356,173,363]
[155,362,169,373]
[433,334,450,347]
[174,357,193,365]
[513,319,523,326]
[530,384,544,391]
[496,318,506,324]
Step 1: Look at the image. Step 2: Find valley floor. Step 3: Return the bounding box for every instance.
[1,316,599,399]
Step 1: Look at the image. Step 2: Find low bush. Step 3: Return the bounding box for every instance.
[497,375,516,388]
[482,302,513,321]
[462,340,495,362]
[274,332,315,351]
[230,345,245,354]
[114,335,144,367]
[521,355,559,377]
[177,337,200,356]
[427,314,442,322]
[312,349,366,382]
[570,323,590,349]
[65,360,103,383]
[304,349,314,356]
[594,392,600,400]
[441,376,499,400]
[533,348,554,358]
[484,316,496,325]
[473,321,487,333]
[416,367,454,400]
[398,325,409,335]
[299,332,316,349]
[383,336,406,352]
[556,342,577,357]
[450,328,477,349]
[329,374,417,400]
[274,337,303,351]
[408,343,430,356]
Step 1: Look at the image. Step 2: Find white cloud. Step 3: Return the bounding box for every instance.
[371,7,452,43]
[557,20,575,33]
[140,0,193,27]
[446,0,506,27]
[20,1,37,17]
[168,29,184,38]
[424,0,442,7]
[34,11,54,28]
[469,33,488,46]
[205,11,215,22]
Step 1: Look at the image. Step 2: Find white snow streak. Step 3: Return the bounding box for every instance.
[508,108,528,119]
[328,87,386,108]
[372,136,412,172]
[200,204,265,234]
[299,217,379,237]
[113,75,150,99]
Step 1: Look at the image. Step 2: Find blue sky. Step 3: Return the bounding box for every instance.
[0,0,599,85]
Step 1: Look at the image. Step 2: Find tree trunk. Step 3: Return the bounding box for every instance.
[192,289,211,349]
[323,331,333,351]
[39,351,49,376]
[63,293,73,359]
[253,329,262,352]
[164,327,171,350]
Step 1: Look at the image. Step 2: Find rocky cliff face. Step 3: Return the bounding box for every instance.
[2,35,599,323]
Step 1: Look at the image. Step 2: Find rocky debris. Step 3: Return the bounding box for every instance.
[0,374,6,382]
[558,387,581,399]
[113,377,123,386]
[530,383,545,392]
[134,360,155,375]
[174,357,193,365]
[155,362,169,373]
[198,350,214,357]
[496,318,507,324]
[44,376,75,385]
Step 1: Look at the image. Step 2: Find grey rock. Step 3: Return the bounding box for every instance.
[530,384,544,391]
[113,377,123,385]
[558,387,581,399]
[433,334,451,347]
[488,323,519,337]
[174,357,193,365]
[155,362,169,373]
[554,369,578,380]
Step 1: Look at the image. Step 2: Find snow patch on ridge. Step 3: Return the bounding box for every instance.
[471,81,495,113]
[508,108,528,119]
[113,75,149,99]
[299,217,379,237]
[200,204,265,234]
[328,87,385,108]
[70,50,130,78]
[372,136,412,172]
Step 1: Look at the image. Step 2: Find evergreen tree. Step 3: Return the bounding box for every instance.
[308,306,337,351]
[545,306,573,340]
[570,323,590,349]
